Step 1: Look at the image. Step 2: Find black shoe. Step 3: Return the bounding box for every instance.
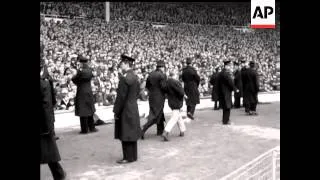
[162,132,169,141]
[179,132,185,137]
[94,119,108,126]
[252,111,258,116]
[89,128,99,133]
[79,131,88,134]
[187,113,194,120]
[55,136,60,140]
[61,171,67,180]
[116,159,133,164]
[214,107,219,110]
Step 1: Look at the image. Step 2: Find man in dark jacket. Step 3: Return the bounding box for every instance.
[182,58,200,120]
[141,60,167,139]
[40,60,66,180]
[209,66,221,110]
[113,55,141,164]
[233,61,243,108]
[162,71,186,141]
[72,56,98,134]
[242,61,260,115]
[216,60,238,125]
[240,59,249,113]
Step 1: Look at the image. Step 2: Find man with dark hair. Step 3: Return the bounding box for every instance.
[162,71,186,141]
[113,55,141,164]
[72,56,98,134]
[216,60,238,125]
[141,60,167,139]
[40,59,66,180]
[182,58,200,120]
[233,61,243,108]
[210,66,221,110]
[242,61,260,115]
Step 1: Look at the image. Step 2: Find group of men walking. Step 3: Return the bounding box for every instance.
[40,50,259,179]
[210,57,260,125]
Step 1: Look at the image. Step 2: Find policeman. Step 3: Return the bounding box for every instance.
[216,60,238,125]
[113,55,141,164]
[141,60,167,139]
[72,55,98,134]
[40,59,66,180]
[242,61,260,115]
[181,58,200,120]
[240,58,249,113]
[233,61,243,108]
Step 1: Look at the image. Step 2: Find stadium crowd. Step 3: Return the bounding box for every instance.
[40,2,280,111]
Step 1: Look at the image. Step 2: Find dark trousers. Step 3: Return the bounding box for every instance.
[249,103,257,112]
[121,141,137,162]
[187,105,196,116]
[142,112,165,135]
[48,162,65,180]
[243,98,249,113]
[80,116,95,133]
[234,94,241,108]
[222,108,231,124]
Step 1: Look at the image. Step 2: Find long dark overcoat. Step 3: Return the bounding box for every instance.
[40,75,61,164]
[113,69,141,141]
[242,67,259,104]
[72,64,96,117]
[145,69,167,124]
[181,66,200,105]
[234,69,243,98]
[209,72,219,101]
[216,69,236,109]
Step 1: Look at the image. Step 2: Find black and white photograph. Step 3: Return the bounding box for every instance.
[40,1,280,179]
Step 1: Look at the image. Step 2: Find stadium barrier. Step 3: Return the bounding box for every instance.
[219,145,280,180]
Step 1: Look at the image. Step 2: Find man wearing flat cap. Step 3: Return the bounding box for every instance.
[141,60,167,139]
[113,54,141,164]
[216,60,239,125]
[242,61,260,115]
[210,66,221,110]
[182,57,200,120]
[233,61,243,108]
[72,55,98,134]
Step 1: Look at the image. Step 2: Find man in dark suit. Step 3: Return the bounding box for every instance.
[162,71,186,141]
[233,61,243,108]
[113,55,142,164]
[182,58,200,120]
[209,66,221,110]
[141,60,167,139]
[242,61,260,115]
[240,58,249,113]
[72,56,98,134]
[40,60,66,180]
[216,60,238,125]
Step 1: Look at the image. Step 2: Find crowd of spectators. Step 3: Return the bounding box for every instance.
[40,2,280,26]
[40,2,280,111]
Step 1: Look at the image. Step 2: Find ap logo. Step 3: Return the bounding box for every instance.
[251,0,276,29]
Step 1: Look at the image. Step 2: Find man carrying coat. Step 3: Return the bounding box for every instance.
[182,58,200,120]
[242,61,260,115]
[141,60,167,139]
[113,55,141,164]
[40,59,66,180]
[162,71,186,141]
[216,60,238,125]
[72,55,98,134]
